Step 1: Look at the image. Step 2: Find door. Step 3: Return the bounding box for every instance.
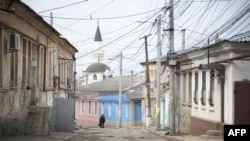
[234,81,250,124]
[55,98,75,132]
[134,101,142,126]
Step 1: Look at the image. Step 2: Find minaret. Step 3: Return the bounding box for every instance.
[92,22,104,63]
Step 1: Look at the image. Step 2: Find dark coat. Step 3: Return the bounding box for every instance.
[100,115,105,123]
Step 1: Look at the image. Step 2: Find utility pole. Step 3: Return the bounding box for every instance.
[50,12,53,27]
[118,52,123,128]
[140,34,152,127]
[169,0,175,134]
[156,14,162,130]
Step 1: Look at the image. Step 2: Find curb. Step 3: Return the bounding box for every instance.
[57,129,86,141]
[145,127,185,141]
[57,133,78,141]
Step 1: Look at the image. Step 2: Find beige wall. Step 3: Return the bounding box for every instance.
[0,0,77,135]
[141,62,168,127]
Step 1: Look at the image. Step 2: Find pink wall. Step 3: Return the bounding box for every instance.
[75,92,99,126]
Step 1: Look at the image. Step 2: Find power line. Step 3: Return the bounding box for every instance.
[40,7,164,20]
[38,0,88,13]
[75,7,164,60]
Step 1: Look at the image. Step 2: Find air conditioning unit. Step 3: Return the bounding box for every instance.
[9,33,20,50]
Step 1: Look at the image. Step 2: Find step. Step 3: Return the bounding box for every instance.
[29,106,49,113]
[28,115,47,121]
[200,134,223,139]
[207,130,221,136]
[28,120,47,126]
[27,106,50,136]
[26,126,48,135]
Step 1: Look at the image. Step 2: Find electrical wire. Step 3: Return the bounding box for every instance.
[40,7,164,21]
[37,0,88,13]
[75,7,165,60]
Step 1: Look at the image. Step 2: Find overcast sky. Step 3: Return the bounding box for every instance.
[21,0,250,77]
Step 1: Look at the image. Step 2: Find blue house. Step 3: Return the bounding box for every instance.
[76,74,143,127]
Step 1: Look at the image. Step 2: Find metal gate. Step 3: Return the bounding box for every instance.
[55,98,75,132]
[234,81,250,124]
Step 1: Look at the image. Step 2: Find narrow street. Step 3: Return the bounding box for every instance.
[67,127,169,141]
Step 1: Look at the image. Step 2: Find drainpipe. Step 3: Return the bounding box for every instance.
[199,64,225,123]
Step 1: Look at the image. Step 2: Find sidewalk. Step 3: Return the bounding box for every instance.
[0,128,85,141]
[0,126,224,141]
[145,127,224,141]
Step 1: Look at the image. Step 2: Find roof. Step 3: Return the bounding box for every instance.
[140,55,167,65]
[76,75,143,93]
[123,80,144,100]
[174,31,250,57]
[228,31,250,42]
[86,63,110,72]
[10,1,78,53]
[94,25,102,41]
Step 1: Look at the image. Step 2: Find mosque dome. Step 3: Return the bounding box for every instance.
[86,63,110,72]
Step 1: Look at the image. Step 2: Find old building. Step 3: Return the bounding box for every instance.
[140,56,169,128]
[75,74,143,128]
[175,31,250,136]
[0,0,78,135]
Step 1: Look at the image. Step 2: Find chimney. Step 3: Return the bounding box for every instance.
[181,29,186,50]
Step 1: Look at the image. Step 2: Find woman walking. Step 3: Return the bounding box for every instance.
[99,114,105,128]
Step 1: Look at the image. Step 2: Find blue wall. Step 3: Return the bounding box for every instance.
[99,93,130,122]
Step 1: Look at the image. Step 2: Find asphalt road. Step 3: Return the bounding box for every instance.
[67,127,169,141]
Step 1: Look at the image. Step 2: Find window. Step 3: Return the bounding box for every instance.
[201,71,206,105]
[93,74,97,80]
[108,102,111,116]
[94,101,98,115]
[209,70,215,106]
[116,103,118,117]
[22,39,27,88]
[80,100,85,114]
[126,103,129,117]
[183,73,186,103]
[101,102,104,114]
[188,72,192,105]
[88,101,91,115]
[194,72,198,104]
[10,50,18,87]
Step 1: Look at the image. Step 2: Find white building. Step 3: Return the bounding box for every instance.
[174,31,250,136]
[84,24,111,86]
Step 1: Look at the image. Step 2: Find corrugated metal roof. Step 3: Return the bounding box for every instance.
[76,75,143,93]
[123,80,144,100]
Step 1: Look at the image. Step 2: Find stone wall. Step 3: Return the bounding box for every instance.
[0,89,31,136]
